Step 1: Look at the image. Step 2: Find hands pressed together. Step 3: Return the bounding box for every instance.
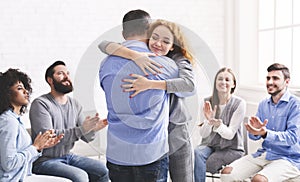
[32,129,64,151]
[245,116,268,137]
[32,113,108,152]
[202,101,222,128]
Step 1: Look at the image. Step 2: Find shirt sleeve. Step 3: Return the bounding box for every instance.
[213,99,246,140]
[98,40,113,54]
[248,102,264,141]
[166,59,195,98]
[263,101,300,146]
[0,117,39,172]
[74,99,96,143]
[29,99,54,140]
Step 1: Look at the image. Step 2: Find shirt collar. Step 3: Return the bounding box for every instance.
[122,40,148,49]
[268,90,291,104]
[8,109,22,123]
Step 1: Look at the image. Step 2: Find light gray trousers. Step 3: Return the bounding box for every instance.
[168,122,194,182]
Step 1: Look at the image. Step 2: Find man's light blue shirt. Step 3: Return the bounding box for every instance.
[99,40,178,165]
[0,110,40,181]
[250,90,300,169]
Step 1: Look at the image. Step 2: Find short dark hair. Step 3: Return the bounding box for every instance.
[267,63,290,80]
[45,61,66,84]
[122,9,151,39]
[0,68,32,115]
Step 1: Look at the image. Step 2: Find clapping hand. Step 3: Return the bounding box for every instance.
[201,101,222,128]
[245,116,268,136]
[203,101,217,121]
[93,118,108,132]
[82,113,108,133]
[208,118,222,127]
[43,130,64,148]
[33,129,64,151]
[82,113,101,133]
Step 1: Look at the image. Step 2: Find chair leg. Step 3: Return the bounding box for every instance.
[206,172,221,182]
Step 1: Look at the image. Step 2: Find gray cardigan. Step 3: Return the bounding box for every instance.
[168,54,194,124]
[201,96,245,152]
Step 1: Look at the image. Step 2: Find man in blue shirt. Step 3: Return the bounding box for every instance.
[99,10,178,182]
[220,63,300,181]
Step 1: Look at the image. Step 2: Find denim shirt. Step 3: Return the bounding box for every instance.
[100,40,178,165]
[0,110,40,181]
[250,91,300,169]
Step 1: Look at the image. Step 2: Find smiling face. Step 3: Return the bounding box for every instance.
[10,81,30,111]
[215,71,236,94]
[148,25,174,56]
[50,65,73,94]
[266,70,289,97]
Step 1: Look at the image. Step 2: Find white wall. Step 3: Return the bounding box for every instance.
[1,0,279,158]
[0,0,226,153]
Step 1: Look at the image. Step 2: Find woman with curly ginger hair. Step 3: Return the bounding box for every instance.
[99,19,195,182]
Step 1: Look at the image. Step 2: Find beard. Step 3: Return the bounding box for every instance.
[53,78,73,94]
[267,84,284,97]
[269,89,282,96]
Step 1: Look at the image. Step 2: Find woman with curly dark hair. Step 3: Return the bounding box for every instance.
[0,68,68,182]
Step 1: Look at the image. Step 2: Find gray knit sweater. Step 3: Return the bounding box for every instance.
[29,93,95,164]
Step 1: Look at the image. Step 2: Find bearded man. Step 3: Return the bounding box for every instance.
[29,61,109,182]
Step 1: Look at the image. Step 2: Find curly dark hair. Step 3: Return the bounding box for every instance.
[0,68,32,115]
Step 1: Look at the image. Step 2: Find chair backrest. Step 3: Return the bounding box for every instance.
[243,117,249,155]
[26,128,32,136]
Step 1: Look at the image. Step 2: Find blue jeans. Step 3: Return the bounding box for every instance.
[194,146,213,182]
[32,154,109,182]
[107,155,169,182]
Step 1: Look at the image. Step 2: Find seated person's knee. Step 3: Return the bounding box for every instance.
[251,174,268,182]
[70,170,89,182]
[221,166,233,174]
